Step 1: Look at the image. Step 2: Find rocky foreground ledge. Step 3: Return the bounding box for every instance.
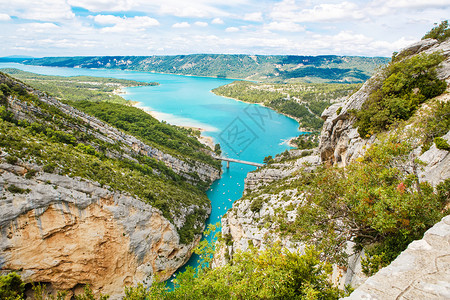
[342,215,450,300]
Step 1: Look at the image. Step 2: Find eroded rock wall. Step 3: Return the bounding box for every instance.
[0,163,198,299]
[342,215,450,300]
[318,38,450,167]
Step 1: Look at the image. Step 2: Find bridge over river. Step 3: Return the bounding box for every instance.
[213,156,265,168]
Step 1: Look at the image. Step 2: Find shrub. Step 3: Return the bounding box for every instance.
[422,20,450,42]
[336,106,342,115]
[353,52,446,137]
[434,137,450,151]
[0,273,25,300]
[250,198,264,212]
[25,168,38,179]
[5,155,18,164]
[129,243,348,299]
[7,184,29,194]
[43,162,57,173]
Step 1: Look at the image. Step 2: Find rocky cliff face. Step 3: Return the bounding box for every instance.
[0,73,221,298]
[0,162,200,299]
[6,79,220,185]
[343,214,450,300]
[217,37,450,292]
[243,149,320,193]
[319,38,450,167]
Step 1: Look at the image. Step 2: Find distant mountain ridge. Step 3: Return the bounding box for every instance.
[13,54,389,83]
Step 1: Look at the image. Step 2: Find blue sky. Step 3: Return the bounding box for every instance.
[0,0,449,57]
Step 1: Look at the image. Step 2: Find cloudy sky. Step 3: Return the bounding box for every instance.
[0,0,449,58]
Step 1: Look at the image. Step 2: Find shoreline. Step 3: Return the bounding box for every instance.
[211,91,313,134]
[129,100,215,150]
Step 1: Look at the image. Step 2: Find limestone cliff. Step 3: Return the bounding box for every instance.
[0,162,200,299]
[0,72,221,298]
[343,214,450,300]
[216,37,450,292]
[319,38,450,167]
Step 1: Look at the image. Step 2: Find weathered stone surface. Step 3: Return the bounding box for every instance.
[342,215,450,300]
[418,130,450,187]
[0,164,199,299]
[318,38,450,167]
[244,152,320,193]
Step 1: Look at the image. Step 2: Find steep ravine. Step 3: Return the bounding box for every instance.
[216,37,450,295]
[0,72,221,298]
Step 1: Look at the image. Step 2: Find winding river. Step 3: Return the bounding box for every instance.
[0,62,301,282]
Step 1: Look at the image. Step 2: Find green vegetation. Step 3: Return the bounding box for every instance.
[0,72,214,244]
[422,20,450,42]
[243,131,449,273]
[0,273,25,300]
[213,81,359,130]
[214,143,222,156]
[353,52,447,137]
[1,68,157,104]
[0,274,108,300]
[7,184,30,194]
[419,100,450,152]
[124,229,348,299]
[68,101,220,169]
[434,137,450,151]
[16,54,389,83]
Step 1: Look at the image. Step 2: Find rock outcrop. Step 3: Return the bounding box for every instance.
[217,37,450,294]
[0,163,199,299]
[318,38,450,167]
[418,130,450,187]
[0,72,221,298]
[342,215,450,300]
[244,150,320,193]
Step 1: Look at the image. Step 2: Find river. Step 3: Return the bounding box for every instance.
[0,62,301,283]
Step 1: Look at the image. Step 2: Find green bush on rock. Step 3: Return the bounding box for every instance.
[434,137,450,151]
[353,52,447,137]
[125,243,349,299]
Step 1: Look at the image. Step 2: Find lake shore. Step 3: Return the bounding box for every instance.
[129,100,215,150]
[211,91,313,134]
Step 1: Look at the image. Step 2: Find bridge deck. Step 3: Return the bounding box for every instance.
[213,156,264,167]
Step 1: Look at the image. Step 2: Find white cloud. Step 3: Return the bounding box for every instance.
[68,0,135,12]
[264,22,305,32]
[225,27,240,32]
[243,12,263,22]
[17,23,60,33]
[3,0,75,21]
[380,0,450,9]
[272,1,364,23]
[0,14,11,21]
[194,21,208,27]
[94,15,122,25]
[212,18,224,24]
[94,15,160,33]
[172,22,191,28]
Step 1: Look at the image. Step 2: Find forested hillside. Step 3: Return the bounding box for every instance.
[213,81,359,131]
[12,54,389,83]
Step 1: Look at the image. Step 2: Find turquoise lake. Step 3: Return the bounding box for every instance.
[0,63,301,281]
